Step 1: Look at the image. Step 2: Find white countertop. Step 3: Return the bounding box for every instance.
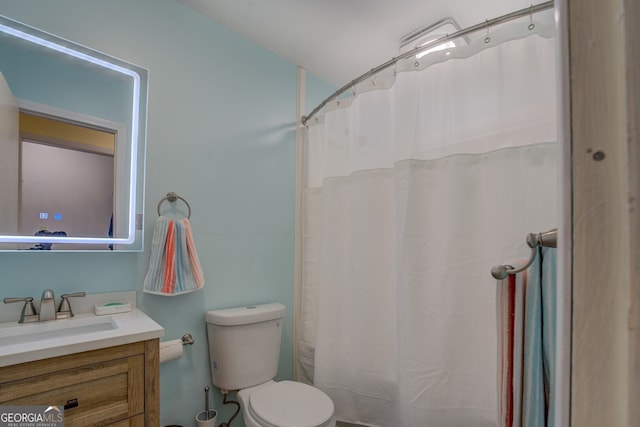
[0,292,164,367]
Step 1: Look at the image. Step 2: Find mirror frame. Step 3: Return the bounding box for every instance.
[0,16,147,251]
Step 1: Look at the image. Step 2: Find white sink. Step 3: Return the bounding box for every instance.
[0,316,118,347]
[0,309,164,367]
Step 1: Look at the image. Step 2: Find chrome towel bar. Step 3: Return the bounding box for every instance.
[491,228,557,280]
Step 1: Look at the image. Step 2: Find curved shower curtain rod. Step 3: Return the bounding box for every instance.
[301,0,554,125]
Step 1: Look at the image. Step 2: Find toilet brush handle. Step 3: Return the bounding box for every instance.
[205,386,209,419]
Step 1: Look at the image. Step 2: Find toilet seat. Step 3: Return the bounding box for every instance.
[248,380,334,427]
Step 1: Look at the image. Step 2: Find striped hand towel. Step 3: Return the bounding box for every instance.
[143,216,205,296]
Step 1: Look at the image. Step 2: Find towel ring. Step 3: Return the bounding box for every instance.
[157,192,192,219]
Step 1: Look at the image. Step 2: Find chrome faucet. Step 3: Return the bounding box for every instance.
[38,289,56,322]
[3,289,86,323]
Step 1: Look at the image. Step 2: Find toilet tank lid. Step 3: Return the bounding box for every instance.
[206,303,286,326]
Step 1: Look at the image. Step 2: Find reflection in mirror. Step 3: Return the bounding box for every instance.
[0,16,147,251]
[19,111,119,250]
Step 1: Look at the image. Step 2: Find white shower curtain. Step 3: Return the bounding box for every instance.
[300,22,558,427]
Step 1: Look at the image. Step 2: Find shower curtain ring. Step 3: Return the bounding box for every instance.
[528,4,535,30]
[484,20,491,44]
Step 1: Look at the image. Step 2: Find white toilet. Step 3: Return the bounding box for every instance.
[206,303,336,427]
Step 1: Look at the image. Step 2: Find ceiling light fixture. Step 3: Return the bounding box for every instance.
[400,17,469,59]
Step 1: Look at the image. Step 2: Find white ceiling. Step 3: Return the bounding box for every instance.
[179,0,547,87]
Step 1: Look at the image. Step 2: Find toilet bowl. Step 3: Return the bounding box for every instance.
[205,303,336,427]
[238,380,335,427]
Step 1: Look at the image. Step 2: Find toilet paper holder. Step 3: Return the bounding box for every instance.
[181,333,194,345]
[159,334,194,364]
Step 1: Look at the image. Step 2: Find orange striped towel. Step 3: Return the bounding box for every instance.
[143,216,205,295]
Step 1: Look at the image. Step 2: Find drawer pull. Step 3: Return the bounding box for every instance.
[64,398,79,410]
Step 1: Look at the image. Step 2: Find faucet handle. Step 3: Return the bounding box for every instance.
[61,292,86,299]
[57,292,86,318]
[4,296,32,304]
[3,297,37,323]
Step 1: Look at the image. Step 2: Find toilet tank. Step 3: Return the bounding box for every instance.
[206,303,286,391]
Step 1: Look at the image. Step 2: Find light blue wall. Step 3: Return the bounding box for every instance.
[0,1,332,425]
[305,73,337,118]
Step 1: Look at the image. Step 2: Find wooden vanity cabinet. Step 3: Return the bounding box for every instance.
[0,339,159,427]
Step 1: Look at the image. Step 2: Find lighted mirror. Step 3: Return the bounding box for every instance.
[0,16,147,251]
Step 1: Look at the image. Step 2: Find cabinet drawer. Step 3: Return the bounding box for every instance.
[0,355,144,426]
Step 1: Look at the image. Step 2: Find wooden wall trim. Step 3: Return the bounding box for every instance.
[623,0,640,423]
[569,0,640,425]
